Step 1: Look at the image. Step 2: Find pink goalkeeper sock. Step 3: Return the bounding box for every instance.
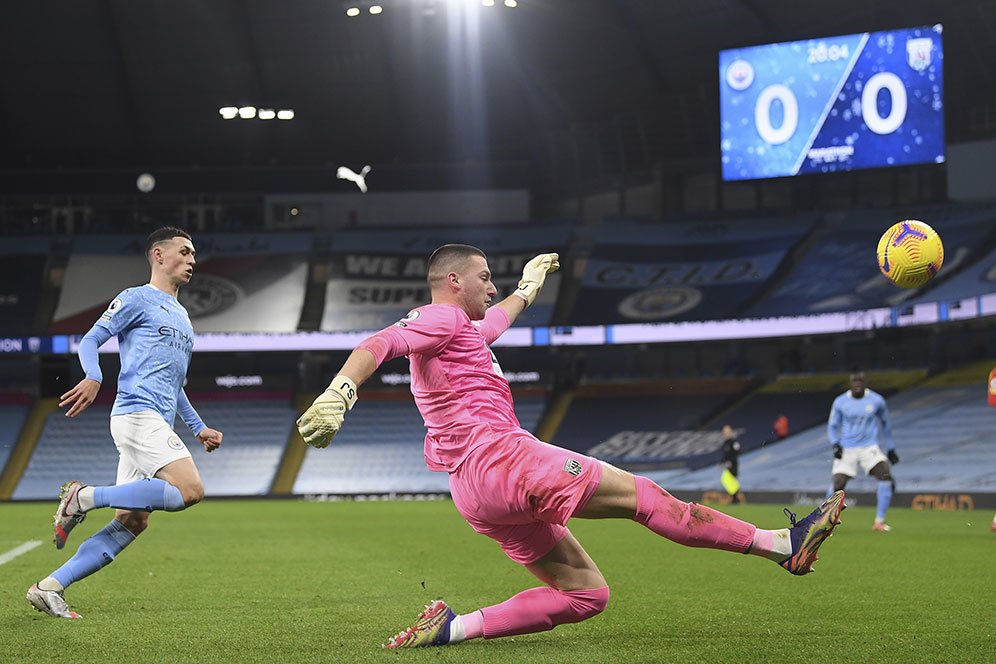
[633,475,755,553]
[481,586,609,639]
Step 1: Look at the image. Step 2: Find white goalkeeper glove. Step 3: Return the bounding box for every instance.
[296,376,358,448]
[513,253,560,307]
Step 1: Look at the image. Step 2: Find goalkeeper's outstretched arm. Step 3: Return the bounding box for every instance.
[497,252,560,325]
[296,348,377,448]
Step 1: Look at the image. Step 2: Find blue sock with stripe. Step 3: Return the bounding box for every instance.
[93,478,186,512]
[51,519,136,589]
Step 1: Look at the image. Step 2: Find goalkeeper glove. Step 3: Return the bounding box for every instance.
[296,376,358,448]
[887,449,899,465]
[832,443,843,459]
[513,253,560,307]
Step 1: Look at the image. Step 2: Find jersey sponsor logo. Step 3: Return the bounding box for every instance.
[563,458,583,476]
[166,435,185,451]
[100,297,124,322]
[159,325,194,348]
[865,404,874,413]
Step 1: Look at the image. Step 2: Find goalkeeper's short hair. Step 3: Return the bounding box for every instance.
[427,244,487,287]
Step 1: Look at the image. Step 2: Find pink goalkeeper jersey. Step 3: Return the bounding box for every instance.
[358,303,519,472]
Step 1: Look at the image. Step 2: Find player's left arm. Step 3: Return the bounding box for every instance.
[61,324,114,417]
[496,252,560,326]
[177,388,223,452]
[878,396,898,463]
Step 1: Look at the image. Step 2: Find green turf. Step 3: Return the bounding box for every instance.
[1,499,993,663]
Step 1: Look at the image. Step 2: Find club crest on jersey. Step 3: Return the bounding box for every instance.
[865,404,874,413]
[563,459,583,477]
[394,309,420,328]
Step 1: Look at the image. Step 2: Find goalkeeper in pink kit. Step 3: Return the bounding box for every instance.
[297,245,845,648]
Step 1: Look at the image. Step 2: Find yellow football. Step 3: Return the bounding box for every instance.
[876,220,944,289]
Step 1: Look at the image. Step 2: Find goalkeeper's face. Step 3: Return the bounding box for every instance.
[457,255,497,320]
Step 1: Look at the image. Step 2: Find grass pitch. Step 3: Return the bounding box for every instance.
[1,498,992,663]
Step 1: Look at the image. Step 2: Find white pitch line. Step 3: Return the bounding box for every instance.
[0,541,43,566]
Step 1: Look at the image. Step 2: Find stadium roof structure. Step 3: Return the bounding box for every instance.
[1,0,995,184]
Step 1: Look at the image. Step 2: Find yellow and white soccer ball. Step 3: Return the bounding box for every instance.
[876,220,944,289]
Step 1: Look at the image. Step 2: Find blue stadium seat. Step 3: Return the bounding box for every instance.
[14,400,295,499]
[649,383,996,493]
[294,394,547,495]
[0,403,30,477]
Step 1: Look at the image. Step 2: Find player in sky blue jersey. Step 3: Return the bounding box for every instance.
[26,227,224,619]
[827,370,898,532]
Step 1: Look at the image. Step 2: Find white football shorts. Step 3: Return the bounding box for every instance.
[831,444,889,478]
[110,410,191,485]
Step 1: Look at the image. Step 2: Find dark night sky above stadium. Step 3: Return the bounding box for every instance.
[1,0,994,172]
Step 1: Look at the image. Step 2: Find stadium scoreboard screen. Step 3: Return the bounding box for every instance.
[719,25,944,181]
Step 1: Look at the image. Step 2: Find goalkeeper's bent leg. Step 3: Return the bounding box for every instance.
[479,586,609,638]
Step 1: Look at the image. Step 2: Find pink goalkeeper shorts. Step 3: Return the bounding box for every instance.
[448,428,603,565]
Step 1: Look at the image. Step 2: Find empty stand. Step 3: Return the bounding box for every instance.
[0,403,30,477]
[14,406,119,500]
[748,205,996,317]
[14,399,295,499]
[553,379,751,466]
[176,400,295,495]
[294,394,548,495]
[654,380,996,494]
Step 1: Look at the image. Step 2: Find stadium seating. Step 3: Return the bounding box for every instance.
[747,205,996,317]
[174,399,296,495]
[14,406,119,500]
[553,379,752,466]
[566,217,816,324]
[711,370,925,452]
[652,379,996,494]
[13,399,295,499]
[0,402,30,478]
[293,393,548,495]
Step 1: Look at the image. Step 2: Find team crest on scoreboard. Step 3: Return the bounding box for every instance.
[725,59,754,91]
[906,37,933,71]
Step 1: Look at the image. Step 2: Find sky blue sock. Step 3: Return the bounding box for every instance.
[93,478,186,512]
[876,481,893,521]
[51,519,136,589]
